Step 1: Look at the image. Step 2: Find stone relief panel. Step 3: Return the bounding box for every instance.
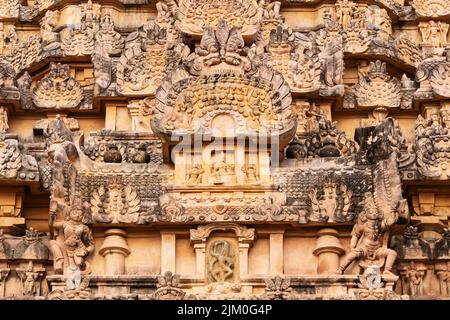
[415,105,450,179]
[152,19,294,137]
[176,0,262,37]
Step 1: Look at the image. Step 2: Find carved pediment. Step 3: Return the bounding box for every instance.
[416,50,450,99]
[152,19,294,138]
[412,0,450,18]
[344,60,415,109]
[94,14,125,56]
[32,63,84,109]
[177,0,262,37]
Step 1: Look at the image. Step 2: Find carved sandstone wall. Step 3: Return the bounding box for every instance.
[0,0,449,300]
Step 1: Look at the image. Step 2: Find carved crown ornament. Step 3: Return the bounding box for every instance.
[416,49,450,100]
[32,63,84,110]
[152,19,295,143]
[344,60,416,110]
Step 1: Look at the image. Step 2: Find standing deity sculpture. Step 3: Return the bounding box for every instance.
[49,204,94,274]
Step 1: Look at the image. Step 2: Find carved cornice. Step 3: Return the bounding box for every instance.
[190,223,255,245]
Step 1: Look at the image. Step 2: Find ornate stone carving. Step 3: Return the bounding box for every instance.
[0,106,8,133]
[266,27,321,93]
[116,22,175,96]
[153,271,186,300]
[90,180,144,224]
[95,14,125,56]
[16,261,45,297]
[308,180,354,223]
[415,107,450,179]
[393,34,423,68]
[32,63,83,109]
[49,204,94,274]
[81,130,162,164]
[262,276,293,300]
[152,19,294,137]
[337,192,399,275]
[419,21,449,53]
[344,61,408,109]
[0,138,22,179]
[177,0,261,37]
[412,0,450,18]
[0,0,19,18]
[286,103,357,159]
[207,240,235,283]
[312,11,345,96]
[40,10,61,57]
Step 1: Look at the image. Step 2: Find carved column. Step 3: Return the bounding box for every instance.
[160,232,176,273]
[269,230,284,275]
[99,228,130,275]
[313,228,345,274]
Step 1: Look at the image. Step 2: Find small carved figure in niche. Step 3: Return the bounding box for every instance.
[337,192,398,276]
[405,262,424,296]
[19,261,39,296]
[186,164,204,184]
[63,207,94,271]
[212,160,234,185]
[0,106,8,133]
[132,144,150,163]
[208,240,234,283]
[435,267,449,295]
[103,143,122,163]
[242,164,258,183]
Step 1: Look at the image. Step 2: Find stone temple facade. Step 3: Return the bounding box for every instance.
[0,0,449,301]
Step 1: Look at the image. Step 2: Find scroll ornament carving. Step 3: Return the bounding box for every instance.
[32,63,83,109]
[415,107,450,179]
[90,181,143,224]
[177,0,261,37]
[152,19,294,137]
[412,0,450,18]
[262,276,294,300]
[266,27,321,93]
[429,55,450,98]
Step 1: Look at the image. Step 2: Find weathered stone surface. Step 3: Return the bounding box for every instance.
[0,0,450,301]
